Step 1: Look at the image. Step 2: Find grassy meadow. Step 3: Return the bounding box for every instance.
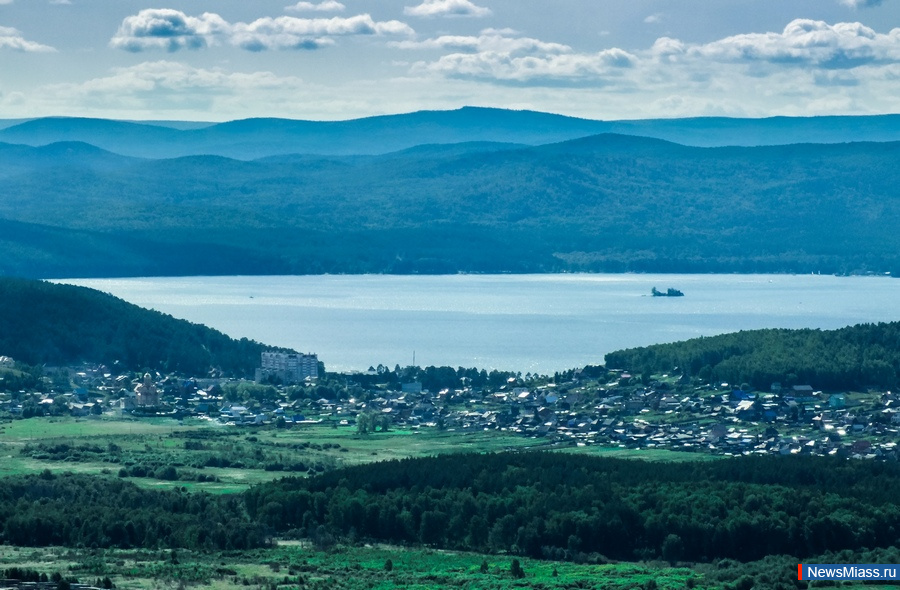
[7,542,900,590]
[0,414,546,493]
[0,542,704,590]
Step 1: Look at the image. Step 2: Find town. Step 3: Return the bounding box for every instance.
[2,351,898,461]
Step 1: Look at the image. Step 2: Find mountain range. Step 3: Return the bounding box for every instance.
[3,107,900,159]
[1,107,899,278]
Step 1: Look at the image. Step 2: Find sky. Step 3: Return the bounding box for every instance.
[1,0,900,122]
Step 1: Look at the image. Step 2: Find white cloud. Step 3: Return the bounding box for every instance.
[370,18,900,121]
[685,19,900,69]
[0,26,55,52]
[9,14,900,122]
[635,20,900,116]
[6,61,479,122]
[404,0,492,18]
[110,9,229,52]
[417,49,636,85]
[99,61,287,92]
[111,9,413,52]
[644,13,663,24]
[392,28,570,54]
[840,0,882,8]
[398,28,634,84]
[402,18,900,89]
[233,15,413,51]
[285,1,345,12]
[31,61,309,117]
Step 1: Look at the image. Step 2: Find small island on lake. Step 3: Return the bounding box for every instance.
[651,286,684,297]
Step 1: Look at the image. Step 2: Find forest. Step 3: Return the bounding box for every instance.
[4,452,900,568]
[0,277,275,376]
[243,452,900,564]
[0,470,267,549]
[605,321,900,390]
[2,133,900,277]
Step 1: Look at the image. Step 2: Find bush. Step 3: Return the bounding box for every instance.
[510,559,525,579]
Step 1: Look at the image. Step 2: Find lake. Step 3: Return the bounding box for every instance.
[57,274,900,375]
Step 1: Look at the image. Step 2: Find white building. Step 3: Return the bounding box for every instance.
[257,351,319,384]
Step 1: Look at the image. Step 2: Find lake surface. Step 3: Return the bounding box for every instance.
[58,274,900,375]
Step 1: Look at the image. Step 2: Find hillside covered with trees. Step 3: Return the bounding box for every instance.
[0,277,274,376]
[2,126,900,277]
[604,322,900,390]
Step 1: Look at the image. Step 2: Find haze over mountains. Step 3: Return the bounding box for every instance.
[3,107,900,158]
[1,107,899,278]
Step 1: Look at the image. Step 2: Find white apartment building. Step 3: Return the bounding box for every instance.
[257,351,319,384]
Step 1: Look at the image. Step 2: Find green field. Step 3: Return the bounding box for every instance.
[0,542,703,590]
[0,415,549,493]
[558,445,723,462]
[6,543,900,590]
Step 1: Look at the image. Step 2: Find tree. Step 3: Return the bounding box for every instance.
[51,396,70,416]
[510,559,525,579]
[661,533,684,564]
[356,413,372,435]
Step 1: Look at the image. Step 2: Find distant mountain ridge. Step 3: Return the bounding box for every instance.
[0,141,139,177]
[2,107,900,159]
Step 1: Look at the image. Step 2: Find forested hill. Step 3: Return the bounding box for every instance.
[3,134,900,277]
[604,322,900,391]
[0,278,274,376]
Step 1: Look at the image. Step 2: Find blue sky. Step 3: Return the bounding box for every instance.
[2,0,899,121]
